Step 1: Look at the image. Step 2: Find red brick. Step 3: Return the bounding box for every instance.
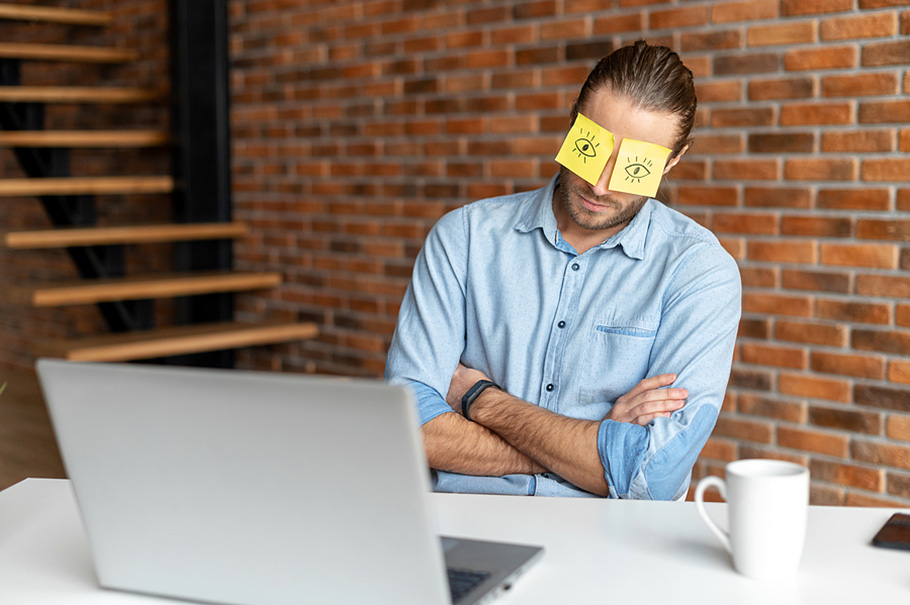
[823,73,900,98]
[821,130,895,153]
[811,459,885,491]
[900,189,910,211]
[490,24,537,45]
[856,384,910,413]
[715,53,779,75]
[852,328,910,356]
[810,405,883,435]
[691,134,744,154]
[738,393,808,422]
[816,299,892,324]
[817,188,891,211]
[713,416,774,443]
[713,212,778,234]
[887,416,910,442]
[739,317,772,338]
[785,158,858,181]
[811,485,846,506]
[700,437,739,461]
[846,492,906,507]
[864,159,910,182]
[853,441,910,471]
[743,293,812,317]
[540,18,587,41]
[775,320,848,347]
[712,0,778,23]
[512,0,558,20]
[748,77,815,100]
[778,425,849,457]
[745,187,812,209]
[592,13,645,35]
[784,46,857,71]
[888,473,910,499]
[718,237,745,260]
[714,159,779,180]
[747,21,817,46]
[649,6,709,30]
[681,30,743,51]
[862,40,910,66]
[779,373,851,403]
[741,343,808,369]
[782,0,853,15]
[694,81,743,103]
[676,186,739,207]
[781,269,850,293]
[749,132,814,153]
[890,360,910,384]
[711,107,776,127]
[820,243,899,268]
[899,304,910,326]
[748,240,817,264]
[811,351,886,379]
[856,274,910,297]
[860,100,910,124]
[780,216,852,238]
[780,102,854,125]
[820,11,898,40]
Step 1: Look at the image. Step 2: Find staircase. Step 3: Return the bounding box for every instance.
[0,3,317,365]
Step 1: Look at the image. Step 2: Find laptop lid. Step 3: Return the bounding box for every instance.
[37,359,452,605]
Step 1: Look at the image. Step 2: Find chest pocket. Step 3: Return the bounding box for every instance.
[579,317,658,407]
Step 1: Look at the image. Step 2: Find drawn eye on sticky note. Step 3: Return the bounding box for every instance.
[555,113,614,186]
[607,138,671,198]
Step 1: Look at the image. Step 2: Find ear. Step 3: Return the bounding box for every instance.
[662,144,689,175]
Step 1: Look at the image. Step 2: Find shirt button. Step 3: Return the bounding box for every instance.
[546,383,554,392]
[571,263,580,271]
[557,321,566,328]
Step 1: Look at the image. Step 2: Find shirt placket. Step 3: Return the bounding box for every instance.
[538,254,586,414]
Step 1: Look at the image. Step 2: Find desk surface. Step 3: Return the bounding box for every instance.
[1,478,908,604]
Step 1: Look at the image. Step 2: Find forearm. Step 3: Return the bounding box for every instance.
[422,411,546,477]
[470,389,609,497]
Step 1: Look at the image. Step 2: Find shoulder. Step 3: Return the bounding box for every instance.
[434,186,543,237]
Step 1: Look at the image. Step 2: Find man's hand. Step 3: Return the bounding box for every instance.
[605,374,687,426]
[445,363,490,414]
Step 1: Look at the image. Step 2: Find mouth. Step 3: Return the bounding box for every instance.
[577,192,612,213]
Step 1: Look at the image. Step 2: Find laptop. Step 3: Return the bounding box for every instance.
[36,359,543,605]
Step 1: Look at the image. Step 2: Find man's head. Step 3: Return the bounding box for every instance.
[553,41,697,245]
[571,39,696,158]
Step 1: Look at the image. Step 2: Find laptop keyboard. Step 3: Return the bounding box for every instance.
[448,567,492,603]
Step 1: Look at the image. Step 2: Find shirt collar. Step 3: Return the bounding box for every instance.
[513,174,652,260]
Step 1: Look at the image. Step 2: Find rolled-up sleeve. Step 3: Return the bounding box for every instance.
[597,244,742,500]
[385,209,468,426]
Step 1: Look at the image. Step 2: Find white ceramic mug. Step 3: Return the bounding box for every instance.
[694,459,809,580]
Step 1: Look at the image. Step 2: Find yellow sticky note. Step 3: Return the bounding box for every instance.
[555,113,614,186]
[607,138,671,198]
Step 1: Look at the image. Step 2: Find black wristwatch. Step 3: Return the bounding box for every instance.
[461,379,502,422]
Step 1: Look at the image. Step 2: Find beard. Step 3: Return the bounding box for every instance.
[556,166,648,232]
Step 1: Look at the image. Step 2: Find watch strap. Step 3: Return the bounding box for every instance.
[462,379,501,422]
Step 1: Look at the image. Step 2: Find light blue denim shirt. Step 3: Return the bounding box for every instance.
[386,175,741,499]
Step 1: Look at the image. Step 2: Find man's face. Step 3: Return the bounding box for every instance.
[555,87,686,236]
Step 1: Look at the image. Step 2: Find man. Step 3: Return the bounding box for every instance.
[385,40,741,500]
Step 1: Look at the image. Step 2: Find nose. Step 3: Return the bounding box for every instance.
[591,154,617,197]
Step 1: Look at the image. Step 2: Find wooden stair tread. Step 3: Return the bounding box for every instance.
[15,271,284,307]
[0,86,161,103]
[3,222,249,249]
[40,321,319,362]
[0,4,112,26]
[0,176,174,196]
[0,42,138,63]
[0,130,169,147]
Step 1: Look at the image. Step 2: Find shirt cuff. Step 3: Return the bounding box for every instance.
[597,418,649,498]
[407,380,454,426]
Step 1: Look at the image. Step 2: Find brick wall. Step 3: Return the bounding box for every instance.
[3,0,909,505]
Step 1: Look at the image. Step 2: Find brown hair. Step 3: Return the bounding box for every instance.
[571,40,696,156]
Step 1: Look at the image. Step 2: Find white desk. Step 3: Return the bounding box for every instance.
[1,478,908,603]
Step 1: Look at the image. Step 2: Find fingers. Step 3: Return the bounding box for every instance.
[618,373,677,402]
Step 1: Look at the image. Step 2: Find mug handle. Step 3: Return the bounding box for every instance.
[694,475,732,553]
